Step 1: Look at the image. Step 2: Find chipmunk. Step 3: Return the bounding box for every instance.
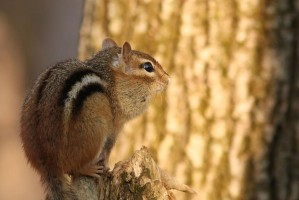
[20,38,169,200]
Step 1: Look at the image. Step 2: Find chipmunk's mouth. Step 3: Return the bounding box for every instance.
[155,82,168,93]
[140,95,152,103]
[141,97,147,102]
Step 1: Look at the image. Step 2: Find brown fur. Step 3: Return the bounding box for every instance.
[20,38,169,200]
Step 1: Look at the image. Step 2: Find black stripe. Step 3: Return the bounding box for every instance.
[58,69,99,106]
[36,67,55,104]
[71,83,105,116]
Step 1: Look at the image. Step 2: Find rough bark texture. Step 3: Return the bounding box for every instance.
[72,147,195,200]
[78,0,299,199]
[265,1,299,199]
[97,147,175,200]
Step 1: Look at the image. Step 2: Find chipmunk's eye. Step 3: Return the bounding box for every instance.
[142,62,154,73]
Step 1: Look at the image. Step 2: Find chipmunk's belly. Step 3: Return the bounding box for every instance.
[63,93,113,172]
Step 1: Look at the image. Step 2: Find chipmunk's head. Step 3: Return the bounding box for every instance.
[102,38,169,94]
[102,38,169,119]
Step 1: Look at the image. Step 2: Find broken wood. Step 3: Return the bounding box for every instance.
[72,146,197,200]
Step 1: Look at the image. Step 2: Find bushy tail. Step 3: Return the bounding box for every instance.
[44,175,78,200]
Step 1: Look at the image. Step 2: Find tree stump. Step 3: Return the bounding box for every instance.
[72,147,197,200]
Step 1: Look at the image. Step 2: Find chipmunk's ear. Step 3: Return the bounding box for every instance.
[102,38,117,50]
[121,42,132,58]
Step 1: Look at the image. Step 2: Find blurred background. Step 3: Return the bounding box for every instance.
[1,0,299,200]
[0,0,83,199]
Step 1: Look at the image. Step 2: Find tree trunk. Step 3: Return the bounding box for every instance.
[78,0,299,199]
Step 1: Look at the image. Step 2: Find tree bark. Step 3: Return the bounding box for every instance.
[263,1,299,199]
[77,0,299,199]
[72,147,196,200]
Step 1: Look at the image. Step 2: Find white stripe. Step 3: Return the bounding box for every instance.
[63,74,106,118]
